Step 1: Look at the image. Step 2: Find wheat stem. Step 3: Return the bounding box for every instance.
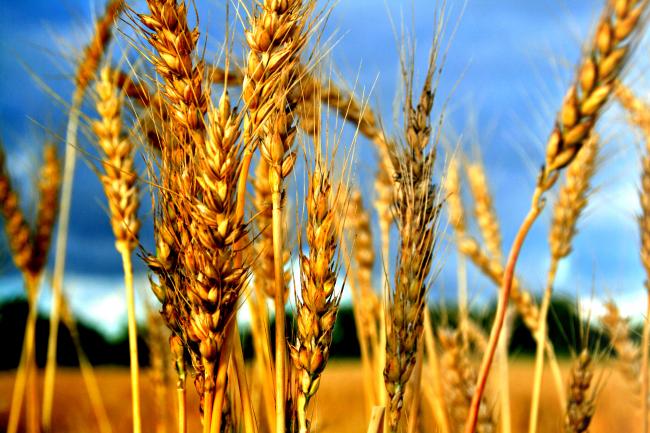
[528,259,559,433]
[465,186,544,433]
[231,324,257,433]
[8,275,40,433]
[119,247,142,433]
[406,344,424,433]
[177,387,187,433]
[424,308,451,433]
[209,331,233,433]
[272,190,286,433]
[497,308,513,433]
[42,89,82,433]
[59,295,112,433]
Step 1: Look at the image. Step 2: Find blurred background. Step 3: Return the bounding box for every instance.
[0,0,648,363]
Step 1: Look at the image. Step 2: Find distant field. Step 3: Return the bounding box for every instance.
[0,360,641,433]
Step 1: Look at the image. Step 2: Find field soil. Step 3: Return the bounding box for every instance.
[0,360,641,432]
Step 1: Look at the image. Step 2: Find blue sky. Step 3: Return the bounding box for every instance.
[0,0,648,336]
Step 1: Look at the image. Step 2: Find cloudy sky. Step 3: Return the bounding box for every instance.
[0,0,648,337]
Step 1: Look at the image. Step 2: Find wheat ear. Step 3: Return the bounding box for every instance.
[616,81,650,138]
[2,142,61,433]
[465,3,648,431]
[93,66,142,433]
[244,2,313,431]
[529,134,599,433]
[601,301,642,393]
[291,159,345,433]
[439,328,495,433]
[43,3,125,430]
[564,350,596,433]
[1,146,37,433]
[138,0,209,429]
[384,48,442,432]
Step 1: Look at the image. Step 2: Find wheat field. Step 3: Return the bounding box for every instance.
[0,1,649,433]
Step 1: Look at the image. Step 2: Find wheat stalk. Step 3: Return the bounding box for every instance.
[43,3,125,429]
[446,156,512,433]
[188,91,249,433]
[640,136,650,431]
[465,3,648,431]
[243,2,313,431]
[2,143,61,433]
[93,66,142,433]
[529,134,599,433]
